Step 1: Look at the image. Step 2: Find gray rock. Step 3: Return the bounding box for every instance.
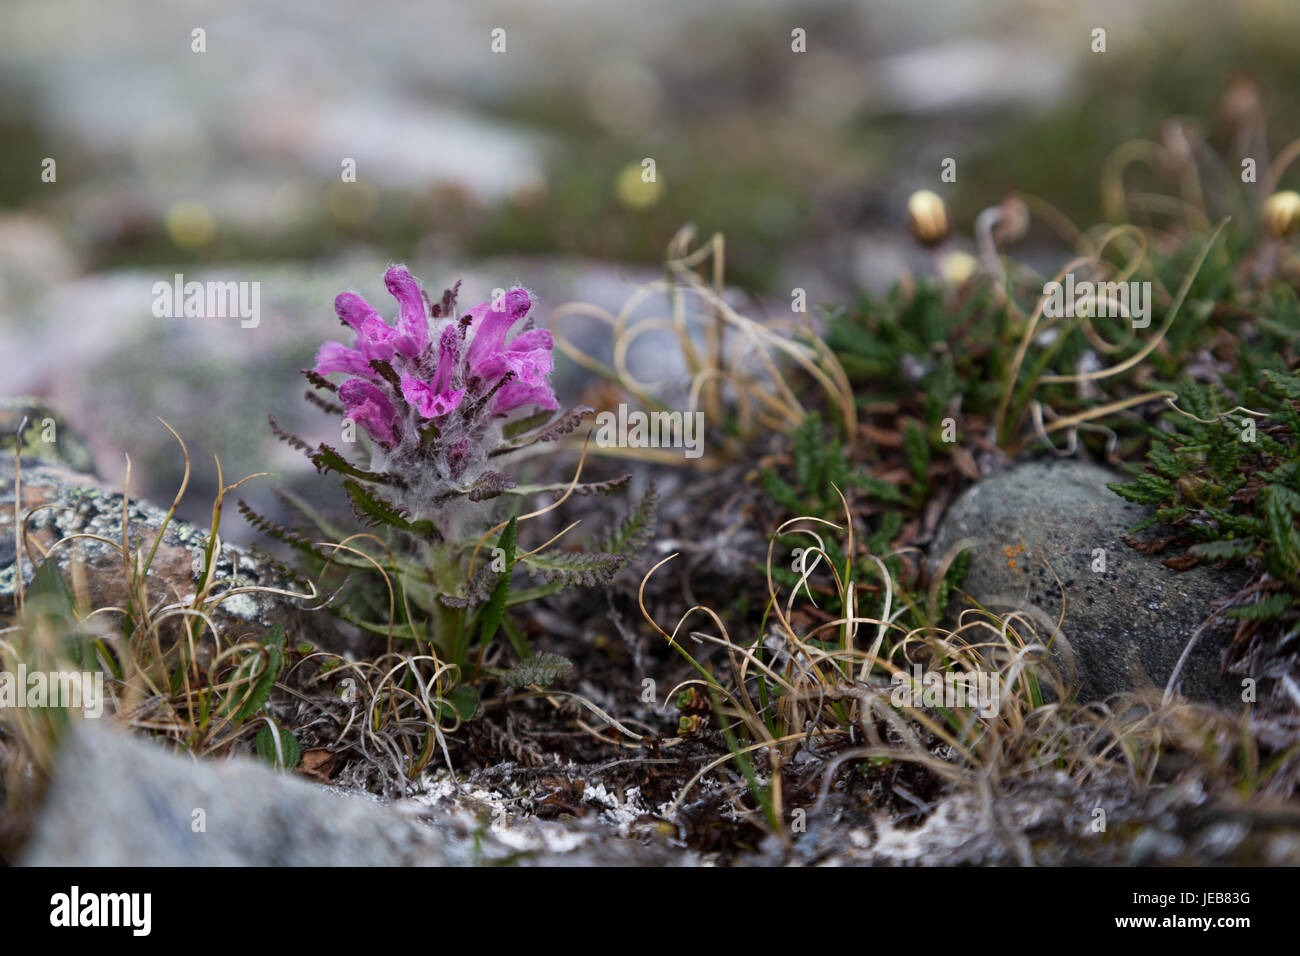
[0,456,330,653]
[21,721,451,866]
[19,721,701,866]
[929,459,1247,706]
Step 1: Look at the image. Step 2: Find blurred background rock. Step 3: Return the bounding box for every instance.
[2,0,1298,528]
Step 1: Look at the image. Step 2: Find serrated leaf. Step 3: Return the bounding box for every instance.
[495,651,574,688]
[1263,369,1300,400]
[521,549,627,587]
[466,470,518,502]
[1188,539,1254,561]
[565,474,633,497]
[1109,476,1170,505]
[342,478,438,536]
[311,443,402,485]
[1226,593,1293,621]
[502,408,557,440]
[439,562,500,608]
[492,405,595,454]
[853,472,905,502]
[1147,442,1183,480]
[595,483,659,555]
[867,509,903,553]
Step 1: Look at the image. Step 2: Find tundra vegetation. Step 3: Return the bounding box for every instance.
[4,100,1300,864]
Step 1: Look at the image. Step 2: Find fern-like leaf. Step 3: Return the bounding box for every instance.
[311,443,403,486]
[342,479,438,536]
[494,651,574,688]
[521,549,627,587]
[595,483,659,555]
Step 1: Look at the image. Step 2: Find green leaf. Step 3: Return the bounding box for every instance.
[1188,539,1255,562]
[793,413,824,491]
[255,720,301,770]
[853,473,905,503]
[904,420,930,484]
[760,467,803,513]
[478,518,517,647]
[1108,475,1171,505]
[228,624,285,724]
[500,614,533,659]
[1263,369,1300,401]
[1227,593,1293,621]
[867,510,903,553]
[439,684,479,722]
[342,478,438,536]
[493,405,595,454]
[24,558,92,666]
[310,443,401,485]
[502,408,556,440]
[26,557,78,621]
[1147,442,1183,480]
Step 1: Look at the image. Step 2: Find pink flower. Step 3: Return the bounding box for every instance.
[401,376,465,418]
[312,270,560,455]
[338,378,398,445]
[464,288,558,413]
[315,266,428,378]
[491,347,558,413]
[385,266,430,358]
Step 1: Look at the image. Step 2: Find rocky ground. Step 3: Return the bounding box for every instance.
[4,0,1300,868]
[5,405,1298,866]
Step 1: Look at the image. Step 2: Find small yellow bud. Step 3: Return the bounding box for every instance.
[907,189,949,245]
[938,250,977,285]
[1263,190,1300,239]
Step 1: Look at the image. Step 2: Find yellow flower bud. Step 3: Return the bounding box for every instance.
[938,250,978,285]
[1263,190,1300,239]
[907,189,949,245]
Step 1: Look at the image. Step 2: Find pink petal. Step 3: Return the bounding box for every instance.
[401,374,465,419]
[385,266,430,357]
[465,288,532,377]
[315,341,373,377]
[357,316,398,363]
[339,378,399,444]
[334,292,381,331]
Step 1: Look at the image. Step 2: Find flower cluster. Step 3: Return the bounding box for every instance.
[248,264,655,666]
[313,266,558,495]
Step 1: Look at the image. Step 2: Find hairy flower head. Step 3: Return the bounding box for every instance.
[311,267,561,514]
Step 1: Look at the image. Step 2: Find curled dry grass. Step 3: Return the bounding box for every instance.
[0,420,320,853]
[548,225,857,468]
[0,419,661,819]
[636,491,1300,845]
